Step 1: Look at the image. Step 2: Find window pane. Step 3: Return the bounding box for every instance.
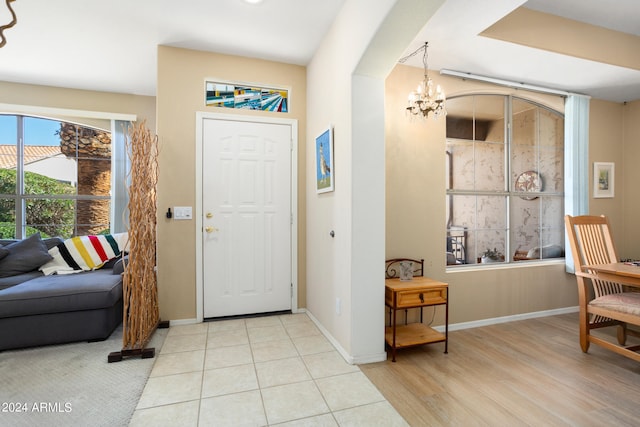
[450,194,506,264]
[540,195,564,258]
[477,195,506,231]
[449,194,477,230]
[511,196,541,260]
[61,123,112,160]
[511,99,564,196]
[23,117,78,194]
[0,197,16,238]
[0,115,17,144]
[446,96,478,140]
[0,115,17,195]
[60,123,112,196]
[446,140,473,189]
[474,229,507,264]
[447,95,505,192]
[25,198,75,239]
[538,107,564,194]
[0,168,16,196]
[77,159,112,196]
[511,196,564,261]
[474,141,505,191]
[76,199,111,236]
[24,170,76,196]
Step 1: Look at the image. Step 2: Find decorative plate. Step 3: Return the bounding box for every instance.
[515,171,542,200]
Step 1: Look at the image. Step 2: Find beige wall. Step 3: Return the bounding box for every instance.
[0,81,155,128]
[386,64,577,325]
[156,46,307,321]
[589,99,625,250]
[621,100,640,258]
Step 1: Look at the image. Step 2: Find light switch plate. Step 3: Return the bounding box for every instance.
[173,206,192,220]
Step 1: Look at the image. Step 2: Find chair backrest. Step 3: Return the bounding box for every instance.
[385,258,424,279]
[565,214,623,296]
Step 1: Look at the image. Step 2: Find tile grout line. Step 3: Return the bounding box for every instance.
[195,321,209,427]
[245,318,271,426]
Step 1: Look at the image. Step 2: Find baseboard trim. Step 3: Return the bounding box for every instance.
[433,306,579,333]
[305,311,354,364]
[169,318,198,326]
[304,310,387,365]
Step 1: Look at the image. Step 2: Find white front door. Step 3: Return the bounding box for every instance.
[202,118,292,318]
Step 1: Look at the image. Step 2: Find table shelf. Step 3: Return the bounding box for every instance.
[385,323,445,348]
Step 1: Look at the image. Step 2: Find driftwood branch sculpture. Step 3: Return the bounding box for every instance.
[122,120,159,351]
[0,0,17,48]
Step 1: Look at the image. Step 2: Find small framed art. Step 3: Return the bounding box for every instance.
[593,162,614,198]
[315,126,334,193]
[205,81,289,112]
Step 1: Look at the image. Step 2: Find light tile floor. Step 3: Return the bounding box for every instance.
[129,313,408,427]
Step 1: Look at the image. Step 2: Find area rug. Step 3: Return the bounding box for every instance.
[0,325,167,427]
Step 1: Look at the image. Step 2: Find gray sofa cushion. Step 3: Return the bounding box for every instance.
[0,271,44,291]
[112,256,129,275]
[0,237,63,250]
[0,234,53,278]
[0,246,8,261]
[0,269,122,318]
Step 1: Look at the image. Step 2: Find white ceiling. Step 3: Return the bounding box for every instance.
[0,0,638,102]
[403,0,640,103]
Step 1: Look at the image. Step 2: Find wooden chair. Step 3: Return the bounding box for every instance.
[385,258,424,325]
[565,215,640,361]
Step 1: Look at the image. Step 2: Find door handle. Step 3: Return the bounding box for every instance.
[205,226,219,233]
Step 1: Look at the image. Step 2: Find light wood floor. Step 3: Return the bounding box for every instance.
[361,313,640,427]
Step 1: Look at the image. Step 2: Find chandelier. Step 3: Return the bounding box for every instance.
[400,42,446,119]
[0,0,17,48]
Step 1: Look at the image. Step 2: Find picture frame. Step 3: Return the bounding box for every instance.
[593,162,614,198]
[315,126,334,193]
[204,80,289,112]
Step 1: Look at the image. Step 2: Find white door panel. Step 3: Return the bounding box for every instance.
[202,119,292,318]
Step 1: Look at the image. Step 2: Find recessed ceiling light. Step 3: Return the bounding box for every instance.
[244,0,264,4]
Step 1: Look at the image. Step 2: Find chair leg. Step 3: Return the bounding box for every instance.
[580,309,590,352]
[617,323,627,346]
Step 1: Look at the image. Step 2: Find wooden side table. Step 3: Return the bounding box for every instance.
[385,277,448,362]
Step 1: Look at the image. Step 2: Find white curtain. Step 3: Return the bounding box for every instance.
[564,94,590,273]
[111,120,131,233]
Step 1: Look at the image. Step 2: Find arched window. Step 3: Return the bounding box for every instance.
[445,95,565,266]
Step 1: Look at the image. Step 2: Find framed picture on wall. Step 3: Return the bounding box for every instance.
[593,162,614,198]
[315,126,334,193]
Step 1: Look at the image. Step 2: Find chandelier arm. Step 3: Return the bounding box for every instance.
[0,0,18,48]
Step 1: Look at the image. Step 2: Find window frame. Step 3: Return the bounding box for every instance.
[445,94,565,268]
[0,111,132,239]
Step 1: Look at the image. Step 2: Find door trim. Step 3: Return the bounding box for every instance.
[195,112,298,322]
